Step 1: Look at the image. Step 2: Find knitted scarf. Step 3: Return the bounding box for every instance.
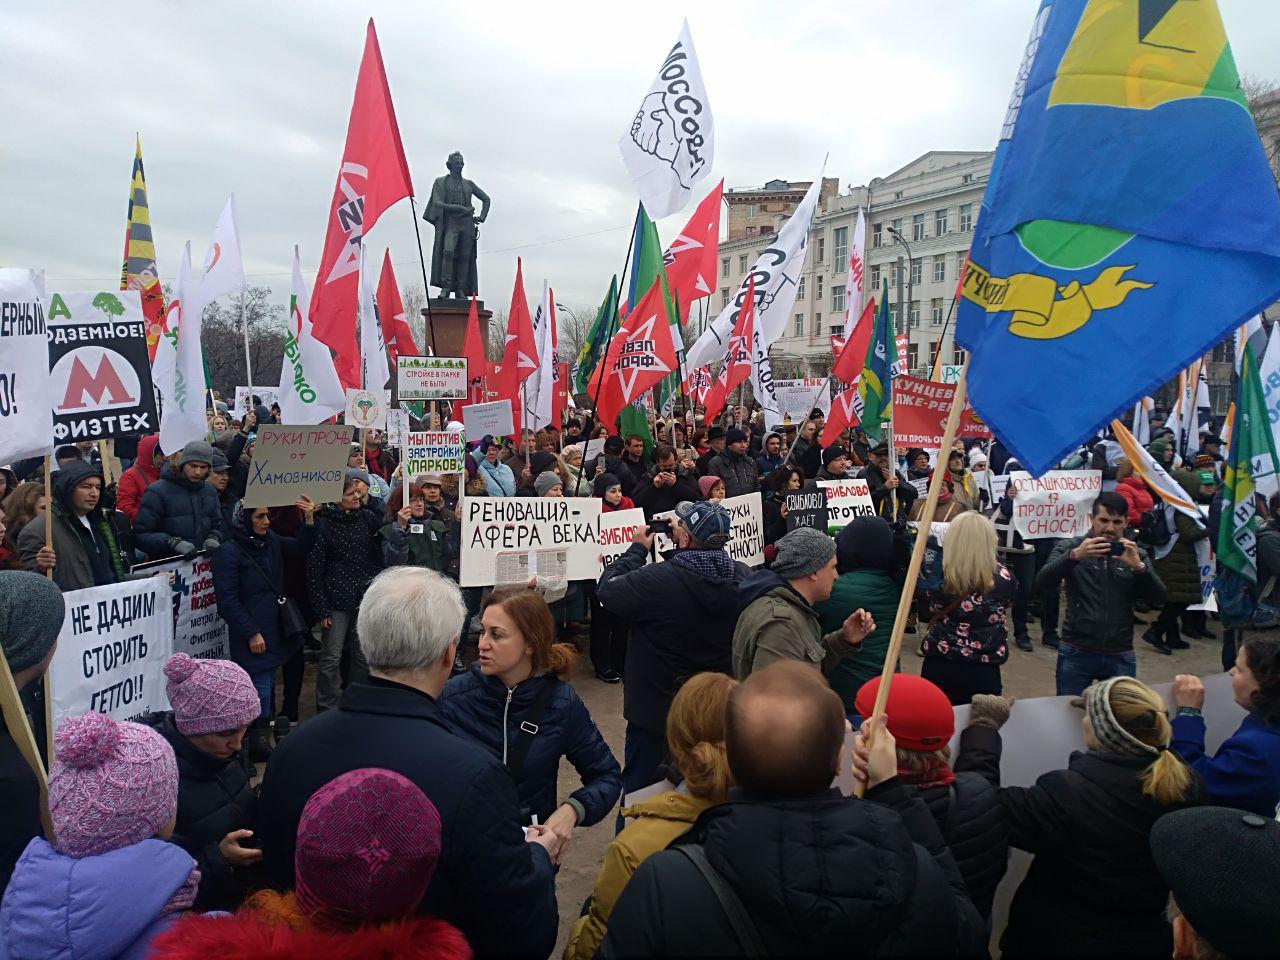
[160,866,201,916]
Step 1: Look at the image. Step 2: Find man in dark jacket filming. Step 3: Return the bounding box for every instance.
[598,661,986,957]
[632,443,700,519]
[134,440,226,560]
[597,499,746,795]
[1036,490,1166,696]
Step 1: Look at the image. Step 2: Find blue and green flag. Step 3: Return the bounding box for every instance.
[1218,344,1279,581]
[956,0,1280,475]
[856,280,893,443]
[573,275,619,394]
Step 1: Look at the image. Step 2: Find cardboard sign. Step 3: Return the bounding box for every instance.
[385,407,410,448]
[243,424,354,508]
[1009,470,1102,540]
[233,385,280,418]
[141,554,231,660]
[891,376,991,447]
[344,388,390,430]
[767,378,832,429]
[461,398,515,440]
[459,496,603,587]
[0,269,53,464]
[785,482,829,532]
[599,507,648,567]
[817,478,876,532]
[397,356,468,401]
[45,290,158,442]
[404,431,466,478]
[48,576,173,730]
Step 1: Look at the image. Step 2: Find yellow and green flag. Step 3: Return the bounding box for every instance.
[856,279,894,443]
[1219,344,1279,581]
[121,136,167,362]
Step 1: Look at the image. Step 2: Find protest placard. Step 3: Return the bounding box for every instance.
[385,407,410,448]
[44,290,158,442]
[785,482,829,532]
[767,378,831,428]
[145,554,230,660]
[404,431,466,478]
[233,385,281,418]
[461,398,514,440]
[940,364,964,384]
[459,496,603,587]
[48,576,173,731]
[655,493,765,566]
[891,375,991,447]
[599,507,647,568]
[909,477,929,497]
[344,388,390,430]
[1010,470,1102,540]
[242,424,353,508]
[817,478,876,532]
[0,268,54,464]
[987,473,1010,504]
[397,356,468,401]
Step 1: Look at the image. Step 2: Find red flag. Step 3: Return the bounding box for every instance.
[310,19,414,388]
[822,382,861,447]
[552,362,570,429]
[702,274,755,424]
[589,280,677,432]
[375,249,418,362]
[498,259,538,436]
[663,179,723,318]
[460,295,488,410]
[891,376,991,447]
[832,297,875,384]
[685,366,714,408]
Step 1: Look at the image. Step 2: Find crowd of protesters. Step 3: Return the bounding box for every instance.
[2,394,1279,958]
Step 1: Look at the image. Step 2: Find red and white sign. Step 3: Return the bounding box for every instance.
[890,375,991,448]
[599,507,647,567]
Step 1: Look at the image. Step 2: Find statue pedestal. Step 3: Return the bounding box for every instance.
[420,298,491,358]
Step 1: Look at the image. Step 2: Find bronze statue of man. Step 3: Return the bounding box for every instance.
[424,151,490,299]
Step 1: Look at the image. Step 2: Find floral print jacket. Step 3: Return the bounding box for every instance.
[921,564,1017,666]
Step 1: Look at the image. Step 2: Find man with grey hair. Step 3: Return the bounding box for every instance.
[257,566,558,957]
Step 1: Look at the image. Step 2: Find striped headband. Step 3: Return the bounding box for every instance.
[1084,677,1164,759]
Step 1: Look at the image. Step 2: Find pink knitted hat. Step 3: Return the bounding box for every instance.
[49,712,178,859]
[295,768,442,923]
[163,653,261,735]
[699,475,722,498]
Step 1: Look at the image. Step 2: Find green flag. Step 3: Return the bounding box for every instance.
[574,275,619,394]
[1218,344,1279,581]
[618,402,654,455]
[856,279,894,443]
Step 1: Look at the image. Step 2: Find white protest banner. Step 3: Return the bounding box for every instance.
[243,424,353,508]
[767,378,831,429]
[385,407,410,449]
[582,437,606,465]
[44,290,158,442]
[404,431,466,478]
[1010,470,1102,540]
[988,473,1010,504]
[397,356,468,402]
[0,268,54,464]
[48,576,172,731]
[344,388,390,431]
[940,364,964,384]
[817,478,876,532]
[146,554,230,660]
[460,496,603,587]
[233,385,281,418]
[653,493,765,567]
[908,520,952,546]
[461,398,514,440]
[599,507,647,568]
[909,477,929,497]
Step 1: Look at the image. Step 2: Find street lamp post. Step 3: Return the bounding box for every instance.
[887,225,914,344]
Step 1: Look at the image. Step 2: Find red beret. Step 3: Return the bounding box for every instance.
[854,674,955,753]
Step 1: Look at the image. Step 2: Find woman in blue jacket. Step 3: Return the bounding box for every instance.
[1170,634,1280,817]
[211,496,317,757]
[439,586,622,860]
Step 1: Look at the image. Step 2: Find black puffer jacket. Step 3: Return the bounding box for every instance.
[859,464,919,519]
[134,464,225,559]
[597,783,986,957]
[962,732,1205,958]
[144,712,258,911]
[305,505,384,618]
[1036,536,1167,654]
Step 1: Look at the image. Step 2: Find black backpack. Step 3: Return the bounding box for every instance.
[1137,501,1172,549]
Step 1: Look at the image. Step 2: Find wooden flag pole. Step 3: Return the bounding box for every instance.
[0,650,53,838]
[854,369,969,798]
[97,440,112,486]
[42,457,53,581]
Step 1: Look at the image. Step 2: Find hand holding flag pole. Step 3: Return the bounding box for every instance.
[854,369,970,798]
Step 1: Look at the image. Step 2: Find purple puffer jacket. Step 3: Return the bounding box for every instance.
[0,836,195,960]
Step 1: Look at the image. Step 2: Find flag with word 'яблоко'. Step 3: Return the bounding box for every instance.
[1218,345,1279,583]
[956,0,1280,476]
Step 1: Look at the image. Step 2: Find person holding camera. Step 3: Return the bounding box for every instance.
[633,444,701,519]
[1036,491,1167,696]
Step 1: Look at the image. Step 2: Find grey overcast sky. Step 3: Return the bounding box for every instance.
[2,1,1277,315]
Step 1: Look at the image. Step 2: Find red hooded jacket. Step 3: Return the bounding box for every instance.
[116,434,164,522]
[1116,475,1155,528]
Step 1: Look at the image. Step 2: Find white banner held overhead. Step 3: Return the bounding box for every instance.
[397,356,468,402]
[233,386,280,418]
[404,431,466,477]
[618,19,714,221]
[0,268,54,464]
[461,399,515,441]
[147,554,230,661]
[767,378,832,429]
[1009,470,1102,540]
[817,478,876,532]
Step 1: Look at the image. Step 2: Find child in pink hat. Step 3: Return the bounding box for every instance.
[0,712,198,960]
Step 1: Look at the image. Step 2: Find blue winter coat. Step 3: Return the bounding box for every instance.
[1171,711,1280,817]
[211,522,318,672]
[438,665,622,826]
[134,465,226,559]
[0,836,196,960]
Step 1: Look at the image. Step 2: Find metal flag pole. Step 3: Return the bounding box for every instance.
[240,295,253,401]
[409,198,439,356]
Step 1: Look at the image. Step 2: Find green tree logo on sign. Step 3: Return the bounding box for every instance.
[91,292,125,320]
